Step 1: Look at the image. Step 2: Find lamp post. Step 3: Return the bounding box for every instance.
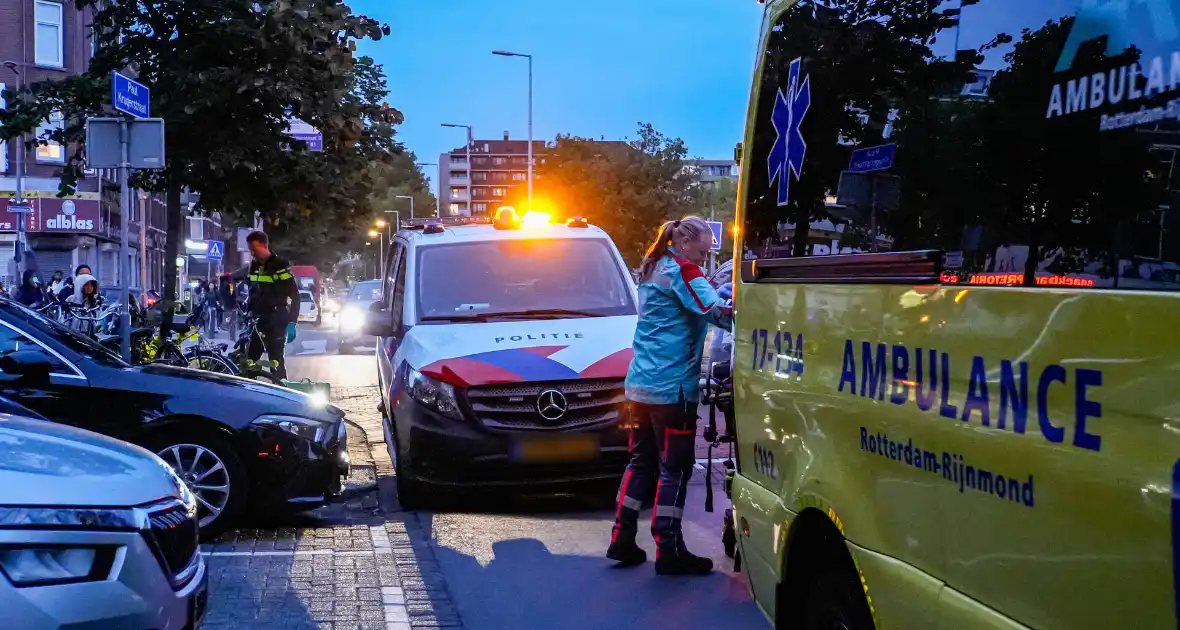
[441,124,472,215]
[395,195,415,222]
[3,61,27,273]
[383,210,400,238]
[492,50,533,206]
[368,229,382,279]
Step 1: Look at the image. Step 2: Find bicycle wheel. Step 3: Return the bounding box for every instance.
[153,343,188,367]
[184,349,237,375]
[241,365,283,386]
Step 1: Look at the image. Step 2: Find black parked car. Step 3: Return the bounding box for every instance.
[0,298,350,539]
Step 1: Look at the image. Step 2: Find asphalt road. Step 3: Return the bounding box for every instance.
[285,323,768,630]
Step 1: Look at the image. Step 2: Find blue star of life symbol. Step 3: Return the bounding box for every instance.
[768,56,811,207]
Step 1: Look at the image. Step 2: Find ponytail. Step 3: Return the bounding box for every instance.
[638,221,678,282]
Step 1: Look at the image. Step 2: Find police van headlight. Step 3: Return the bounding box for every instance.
[406,368,462,420]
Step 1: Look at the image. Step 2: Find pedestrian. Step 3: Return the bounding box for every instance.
[57,264,92,305]
[218,274,235,336]
[607,216,733,575]
[244,231,300,379]
[12,270,45,309]
[65,273,101,336]
[48,270,65,299]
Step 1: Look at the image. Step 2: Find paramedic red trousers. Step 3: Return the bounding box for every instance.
[611,400,697,558]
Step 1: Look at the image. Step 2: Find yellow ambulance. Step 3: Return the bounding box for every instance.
[728,1,1180,628]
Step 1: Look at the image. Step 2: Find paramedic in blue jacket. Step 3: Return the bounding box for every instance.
[607,216,733,576]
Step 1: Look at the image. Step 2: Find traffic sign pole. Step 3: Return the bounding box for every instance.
[119,121,131,362]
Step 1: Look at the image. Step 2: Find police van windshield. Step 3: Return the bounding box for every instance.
[416,238,636,320]
[741,0,1180,292]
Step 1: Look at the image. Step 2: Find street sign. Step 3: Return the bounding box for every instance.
[206,240,224,261]
[85,118,166,169]
[111,72,150,118]
[849,143,896,173]
[6,204,32,214]
[286,117,322,152]
[706,220,724,251]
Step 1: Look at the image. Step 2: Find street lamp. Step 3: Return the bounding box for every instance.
[441,123,472,215]
[383,210,400,239]
[368,229,383,280]
[395,195,415,220]
[492,50,534,206]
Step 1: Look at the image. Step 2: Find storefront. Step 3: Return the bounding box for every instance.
[0,192,102,281]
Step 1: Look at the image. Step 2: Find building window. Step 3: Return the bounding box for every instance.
[473,156,489,167]
[472,203,488,212]
[511,172,526,182]
[36,112,65,163]
[450,187,466,197]
[492,157,507,166]
[512,156,527,166]
[35,2,64,68]
[472,187,486,197]
[449,203,460,213]
[492,187,507,197]
[492,171,507,182]
[472,172,487,182]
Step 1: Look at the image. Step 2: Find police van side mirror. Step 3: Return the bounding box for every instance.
[363,304,395,338]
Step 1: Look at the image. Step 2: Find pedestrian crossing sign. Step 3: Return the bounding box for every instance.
[706,221,723,251]
[206,240,224,261]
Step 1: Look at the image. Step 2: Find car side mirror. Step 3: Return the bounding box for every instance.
[0,351,53,386]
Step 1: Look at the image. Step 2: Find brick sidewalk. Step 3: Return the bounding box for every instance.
[199,386,461,630]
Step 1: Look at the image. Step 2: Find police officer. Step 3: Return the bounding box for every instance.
[244,230,300,379]
[607,216,733,575]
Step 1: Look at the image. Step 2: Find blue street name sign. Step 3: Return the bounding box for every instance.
[849,143,896,173]
[707,221,724,251]
[206,240,224,261]
[111,72,150,118]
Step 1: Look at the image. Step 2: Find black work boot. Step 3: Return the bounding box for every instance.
[655,548,714,576]
[606,541,647,567]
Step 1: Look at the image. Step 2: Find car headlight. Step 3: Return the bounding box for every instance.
[252,414,334,442]
[340,306,365,333]
[0,546,118,587]
[0,507,139,530]
[406,368,462,420]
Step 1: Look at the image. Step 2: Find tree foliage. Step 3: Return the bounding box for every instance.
[0,0,403,332]
[532,123,696,267]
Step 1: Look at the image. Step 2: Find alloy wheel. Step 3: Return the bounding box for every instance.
[157,443,232,528]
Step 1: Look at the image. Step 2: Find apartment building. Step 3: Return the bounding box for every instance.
[685,159,738,185]
[437,132,546,216]
[0,0,166,289]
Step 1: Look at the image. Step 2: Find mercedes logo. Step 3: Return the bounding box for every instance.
[536,389,568,421]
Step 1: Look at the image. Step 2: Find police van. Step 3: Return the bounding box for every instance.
[726,1,1180,629]
[364,208,638,508]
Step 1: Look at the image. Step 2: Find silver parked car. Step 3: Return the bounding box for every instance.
[337,279,383,354]
[0,405,208,630]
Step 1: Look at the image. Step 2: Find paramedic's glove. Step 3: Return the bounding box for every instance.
[717,283,733,301]
[286,323,298,344]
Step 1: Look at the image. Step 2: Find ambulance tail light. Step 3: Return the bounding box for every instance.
[566,217,589,228]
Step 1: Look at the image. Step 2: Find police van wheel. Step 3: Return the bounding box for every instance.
[798,566,875,630]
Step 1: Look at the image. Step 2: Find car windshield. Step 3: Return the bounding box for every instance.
[416,238,636,320]
[349,281,382,302]
[300,291,314,302]
[0,300,128,368]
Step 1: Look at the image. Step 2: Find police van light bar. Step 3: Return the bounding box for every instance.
[423,222,445,234]
[566,217,589,228]
[493,206,521,230]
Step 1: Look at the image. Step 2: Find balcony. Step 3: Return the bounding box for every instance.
[449,160,469,169]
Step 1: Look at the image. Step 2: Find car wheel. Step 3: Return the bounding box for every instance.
[392,426,427,510]
[797,565,876,630]
[149,430,247,541]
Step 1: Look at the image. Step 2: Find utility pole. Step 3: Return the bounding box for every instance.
[3,62,27,275]
[492,50,534,206]
[396,195,415,221]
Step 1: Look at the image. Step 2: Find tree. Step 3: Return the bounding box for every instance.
[0,0,390,335]
[687,177,738,261]
[532,123,696,266]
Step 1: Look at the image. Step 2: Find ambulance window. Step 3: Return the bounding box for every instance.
[741,1,1180,291]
